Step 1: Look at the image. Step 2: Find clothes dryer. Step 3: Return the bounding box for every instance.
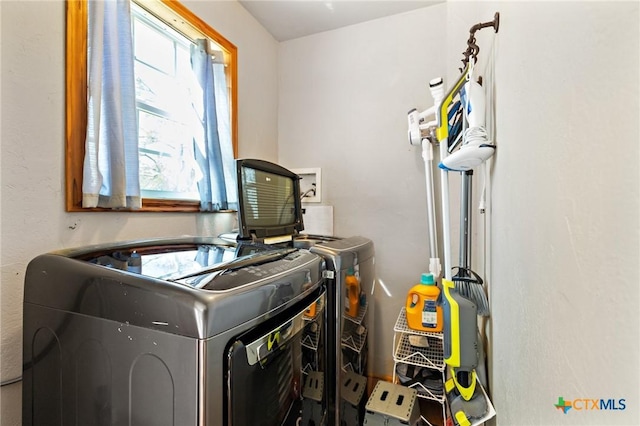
[294,235,375,426]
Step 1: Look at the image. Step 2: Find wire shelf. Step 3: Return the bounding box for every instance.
[302,324,321,351]
[394,333,444,371]
[405,380,444,403]
[343,299,368,325]
[341,320,368,353]
[394,308,443,339]
[302,363,316,375]
[341,362,354,373]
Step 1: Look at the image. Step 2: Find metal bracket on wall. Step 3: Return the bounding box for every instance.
[460,12,500,71]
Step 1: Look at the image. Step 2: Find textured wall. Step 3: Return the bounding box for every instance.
[0,1,278,424]
[482,2,639,424]
[278,4,449,379]
[2,1,639,425]
[279,1,639,424]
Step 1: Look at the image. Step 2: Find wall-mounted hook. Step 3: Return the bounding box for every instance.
[469,12,500,35]
[459,12,500,71]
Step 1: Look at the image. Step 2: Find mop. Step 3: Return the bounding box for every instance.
[450,78,491,318]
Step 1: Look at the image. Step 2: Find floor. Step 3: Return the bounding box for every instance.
[420,398,446,426]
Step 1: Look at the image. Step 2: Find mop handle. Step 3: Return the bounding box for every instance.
[436,65,471,281]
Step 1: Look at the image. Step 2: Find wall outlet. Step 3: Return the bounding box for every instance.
[292,168,321,203]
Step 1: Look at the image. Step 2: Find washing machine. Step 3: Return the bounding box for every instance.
[293,234,375,426]
[22,236,326,425]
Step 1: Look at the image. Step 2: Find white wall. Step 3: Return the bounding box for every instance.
[0,1,278,425]
[482,2,639,425]
[2,1,639,425]
[279,3,449,379]
[279,1,639,425]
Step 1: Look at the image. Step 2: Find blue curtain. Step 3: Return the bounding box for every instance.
[83,0,140,209]
[190,40,237,212]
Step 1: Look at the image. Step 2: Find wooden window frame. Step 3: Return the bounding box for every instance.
[65,0,238,212]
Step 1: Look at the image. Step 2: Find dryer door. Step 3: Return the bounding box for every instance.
[226,290,324,426]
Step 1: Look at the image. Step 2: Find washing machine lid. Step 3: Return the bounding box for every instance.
[79,239,288,288]
[24,237,326,339]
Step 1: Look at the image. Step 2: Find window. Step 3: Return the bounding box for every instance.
[65,0,237,212]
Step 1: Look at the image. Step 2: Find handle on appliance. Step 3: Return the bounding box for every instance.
[245,291,325,366]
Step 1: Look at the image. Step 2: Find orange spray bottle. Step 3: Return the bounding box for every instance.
[406,273,443,332]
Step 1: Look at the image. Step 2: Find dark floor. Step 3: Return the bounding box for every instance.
[420,398,447,426]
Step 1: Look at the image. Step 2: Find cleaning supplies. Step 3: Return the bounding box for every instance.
[435,14,499,426]
[406,273,443,332]
[345,269,360,318]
